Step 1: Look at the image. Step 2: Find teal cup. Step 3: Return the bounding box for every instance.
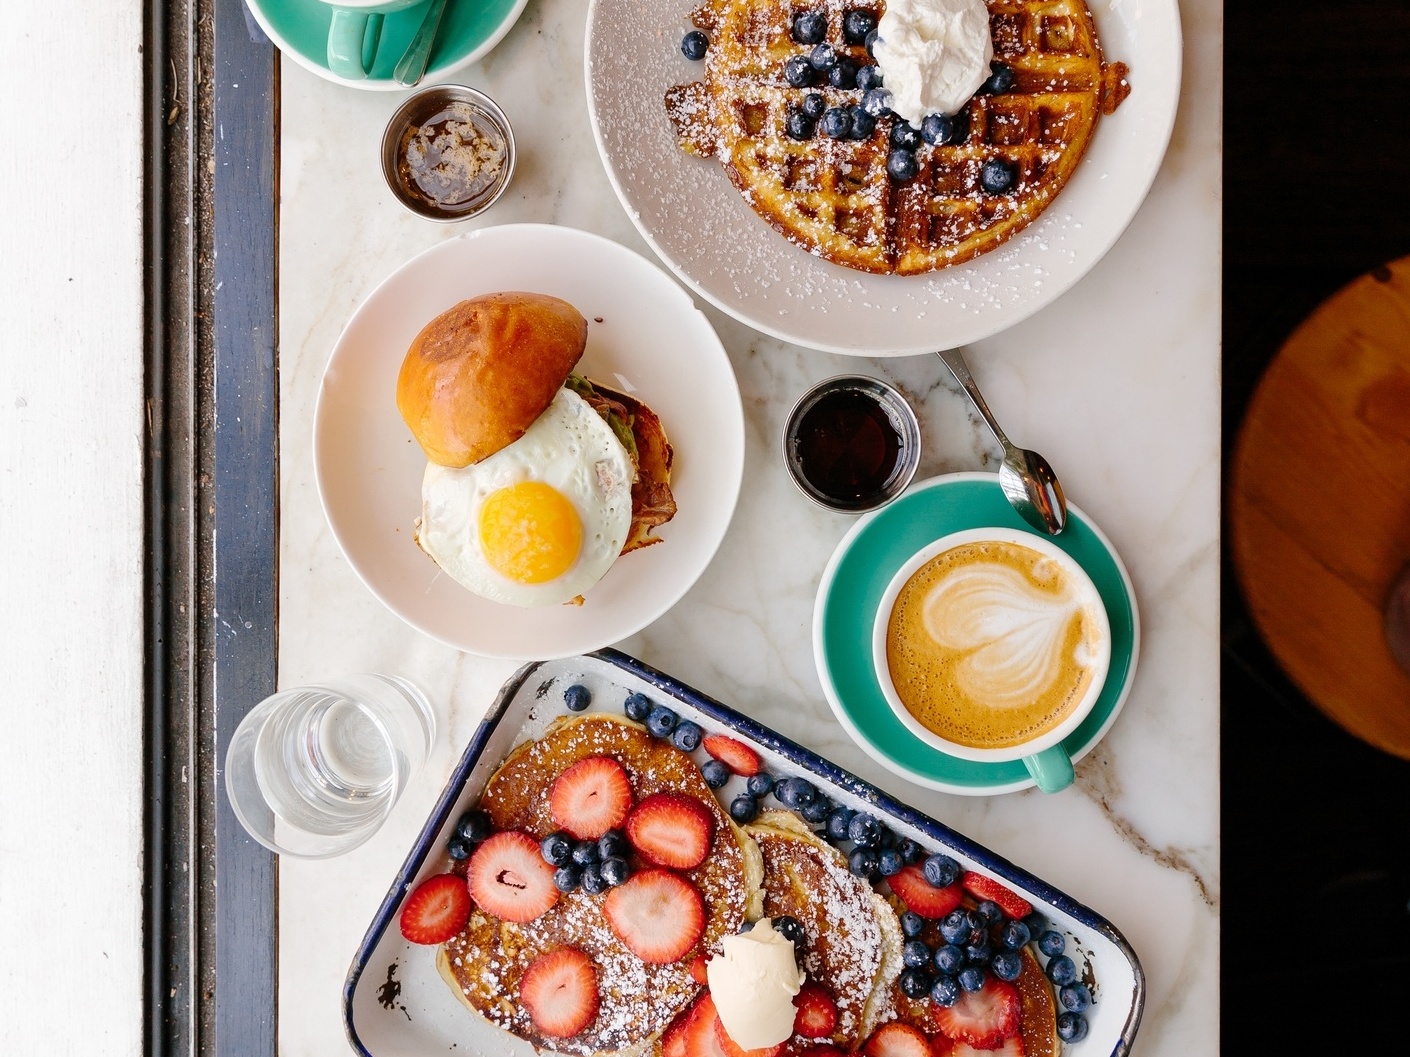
[870,527,1112,794]
[320,0,428,80]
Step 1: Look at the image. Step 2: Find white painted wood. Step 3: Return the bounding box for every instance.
[0,2,145,1053]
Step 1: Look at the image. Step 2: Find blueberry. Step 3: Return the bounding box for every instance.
[456,809,493,844]
[563,683,592,712]
[957,966,987,993]
[889,121,921,151]
[701,758,732,787]
[746,772,776,798]
[671,720,703,752]
[855,64,883,92]
[896,838,923,865]
[933,944,965,975]
[849,106,877,140]
[826,807,855,842]
[571,840,600,867]
[847,813,882,847]
[999,920,1031,950]
[730,794,760,823]
[992,950,1023,982]
[921,854,959,889]
[1038,930,1066,957]
[801,795,832,824]
[1046,954,1077,986]
[791,10,826,45]
[681,30,709,61]
[446,836,472,861]
[597,830,628,860]
[848,847,878,877]
[975,901,1004,928]
[939,910,970,945]
[646,705,679,738]
[774,915,806,945]
[582,863,609,894]
[930,975,960,1007]
[980,62,1015,95]
[784,109,816,142]
[624,692,652,722]
[738,919,756,933]
[921,113,953,146]
[861,87,893,117]
[809,43,838,72]
[886,149,919,182]
[540,832,573,866]
[843,10,877,45]
[1059,982,1092,1013]
[777,777,818,808]
[964,939,992,967]
[800,93,826,122]
[900,911,925,939]
[979,158,1018,194]
[553,864,582,892]
[899,967,932,998]
[902,939,932,969]
[966,909,988,933]
[600,856,630,887]
[784,54,817,88]
[1056,1013,1089,1043]
[864,28,879,56]
[947,108,971,144]
[829,57,859,90]
[878,848,904,876]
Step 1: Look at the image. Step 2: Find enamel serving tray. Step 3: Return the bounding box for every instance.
[343,650,1145,1056]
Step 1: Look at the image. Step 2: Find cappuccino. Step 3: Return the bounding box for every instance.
[884,539,1107,751]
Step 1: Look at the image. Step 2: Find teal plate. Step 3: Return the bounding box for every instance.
[243,0,528,90]
[813,473,1140,795]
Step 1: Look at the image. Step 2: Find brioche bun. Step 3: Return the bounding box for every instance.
[396,292,588,468]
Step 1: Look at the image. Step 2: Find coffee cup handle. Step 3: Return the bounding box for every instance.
[1023,744,1075,794]
[327,10,385,80]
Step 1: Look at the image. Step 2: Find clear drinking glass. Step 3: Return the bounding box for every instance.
[224,674,436,858]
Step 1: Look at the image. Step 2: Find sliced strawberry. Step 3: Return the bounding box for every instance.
[466,830,559,923]
[932,977,1021,1049]
[519,947,599,1038]
[701,734,762,776]
[888,865,964,919]
[713,1004,786,1057]
[689,955,711,985]
[398,872,471,944]
[959,872,1033,920]
[791,982,839,1039]
[550,756,633,840]
[932,1038,1024,1057]
[862,1022,931,1057]
[626,791,715,870]
[682,995,730,1057]
[603,868,705,963]
[662,1007,694,1057]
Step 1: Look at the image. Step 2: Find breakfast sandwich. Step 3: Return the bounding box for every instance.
[396,291,676,607]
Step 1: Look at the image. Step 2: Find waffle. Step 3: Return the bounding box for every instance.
[665,0,1131,274]
[438,714,764,1056]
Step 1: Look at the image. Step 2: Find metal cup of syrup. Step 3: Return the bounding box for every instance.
[783,375,922,513]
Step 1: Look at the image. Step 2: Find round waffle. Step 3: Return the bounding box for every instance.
[665,0,1131,274]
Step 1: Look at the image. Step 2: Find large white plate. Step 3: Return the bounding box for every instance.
[314,224,744,659]
[585,0,1182,355]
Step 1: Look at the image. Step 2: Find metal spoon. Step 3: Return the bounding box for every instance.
[936,348,1067,535]
[393,0,450,88]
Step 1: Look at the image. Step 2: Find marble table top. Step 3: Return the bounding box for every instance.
[273,0,1220,1051]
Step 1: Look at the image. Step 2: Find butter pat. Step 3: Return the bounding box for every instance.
[706,919,806,1050]
[873,0,994,125]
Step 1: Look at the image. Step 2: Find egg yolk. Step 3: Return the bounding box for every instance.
[477,481,583,584]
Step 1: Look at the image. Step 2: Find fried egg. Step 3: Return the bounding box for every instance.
[416,388,634,607]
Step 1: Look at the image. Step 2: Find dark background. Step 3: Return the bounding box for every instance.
[1223,2,1410,1043]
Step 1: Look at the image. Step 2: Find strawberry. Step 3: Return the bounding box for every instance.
[959,872,1033,920]
[932,977,1021,1050]
[888,865,963,919]
[550,756,633,840]
[792,982,839,1039]
[932,1038,1024,1057]
[626,791,716,870]
[682,995,730,1057]
[862,1022,931,1057]
[662,1007,694,1057]
[701,734,762,776]
[398,873,471,944]
[466,830,559,922]
[518,947,599,1038]
[713,1003,786,1057]
[689,955,711,985]
[603,868,706,963]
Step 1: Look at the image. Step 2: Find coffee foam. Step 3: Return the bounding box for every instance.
[885,540,1105,750]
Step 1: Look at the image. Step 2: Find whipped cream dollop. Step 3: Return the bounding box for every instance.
[872,0,995,125]
[706,919,806,1050]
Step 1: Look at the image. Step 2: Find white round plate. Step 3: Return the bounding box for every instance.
[585,0,1182,355]
[314,224,745,659]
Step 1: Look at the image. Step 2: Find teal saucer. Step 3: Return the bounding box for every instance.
[813,473,1140,795]
[243,0,527,90]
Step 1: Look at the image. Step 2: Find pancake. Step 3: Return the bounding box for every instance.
[439,714,764,1056]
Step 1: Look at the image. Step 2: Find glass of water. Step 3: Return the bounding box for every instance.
[224,674,436,858]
